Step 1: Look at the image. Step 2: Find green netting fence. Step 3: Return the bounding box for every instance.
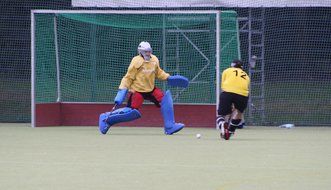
[1,2,330,126]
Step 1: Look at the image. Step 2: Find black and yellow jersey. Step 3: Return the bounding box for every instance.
[221,67,250,97]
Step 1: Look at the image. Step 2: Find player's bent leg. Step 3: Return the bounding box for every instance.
[152,87,164,103]
[232,94,248,130]
[99,107,141,134]
[217,115,231,140]
[217,92,233,140]
[127,92,144,109]
[237,119,245,129]
[236,113,246,129]
[229,109,243,133]
[221,122,231,140]
[160,90,184,135]
[216,115,230,130]
[216,116,225,130]
[218,116,231,140]
[229,119,241,133]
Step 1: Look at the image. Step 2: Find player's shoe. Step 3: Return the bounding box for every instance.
[164,123,184,135]
[99,113,110,134]
[220,122,231,140]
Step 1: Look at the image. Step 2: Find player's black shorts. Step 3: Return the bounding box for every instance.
[218,91,248,116]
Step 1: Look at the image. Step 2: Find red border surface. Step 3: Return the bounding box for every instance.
[36,103,215,128]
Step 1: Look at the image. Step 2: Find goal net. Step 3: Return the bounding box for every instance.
[31,10,240,127]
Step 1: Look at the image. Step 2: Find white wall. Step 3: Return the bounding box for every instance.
[72,0,331,8]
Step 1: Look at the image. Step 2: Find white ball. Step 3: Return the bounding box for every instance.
[196,134,201,139]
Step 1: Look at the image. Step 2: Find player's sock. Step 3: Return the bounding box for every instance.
[216,116,225,130]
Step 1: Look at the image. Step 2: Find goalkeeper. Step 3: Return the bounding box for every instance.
[99,41,189,135]
[217,60,250,140]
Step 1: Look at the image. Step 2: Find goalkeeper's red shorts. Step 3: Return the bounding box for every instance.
[127,87,164,109]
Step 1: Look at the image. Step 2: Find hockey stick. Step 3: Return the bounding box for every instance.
[102,104,118,122]
[111,103,118,112]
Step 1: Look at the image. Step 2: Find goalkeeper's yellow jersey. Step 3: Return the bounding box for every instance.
[119,54,170,93]
[221,67,250,97]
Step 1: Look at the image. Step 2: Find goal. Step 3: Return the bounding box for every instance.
[31,10,240,127]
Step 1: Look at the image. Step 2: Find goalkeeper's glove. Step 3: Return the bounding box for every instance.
[167,75,189,88]
[114,89,128,105]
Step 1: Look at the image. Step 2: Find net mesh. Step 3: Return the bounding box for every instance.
[236,8,331,125]
[34,11,239,104]
[1,2,330,126]
[262,8,331,125]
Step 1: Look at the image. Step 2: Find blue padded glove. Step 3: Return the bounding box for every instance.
[167,75,189,88]
[114,89,128,105]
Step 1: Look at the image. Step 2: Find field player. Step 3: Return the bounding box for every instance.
[217,59,250,140]
[99,41,188,135]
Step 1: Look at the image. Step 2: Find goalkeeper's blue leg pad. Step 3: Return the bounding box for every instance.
[161,90,184,135]
[99,107,141,134]
[106,107,141,126]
